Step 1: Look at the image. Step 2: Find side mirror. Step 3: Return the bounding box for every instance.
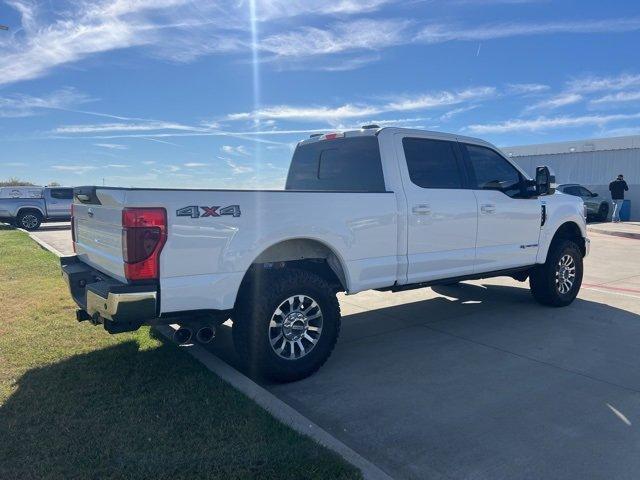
[535,166,555,196]
[591,192,598,197]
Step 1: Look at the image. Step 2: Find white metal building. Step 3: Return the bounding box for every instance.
[503,135,640,221]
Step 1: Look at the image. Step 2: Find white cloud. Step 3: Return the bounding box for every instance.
[591,91,640,104]
[106,164,129,168]
[416,17,640,44]
[506,83,550,95]
[255,0,393,21]
[0,87,92,118]
[524,93,583,112]
[567,73,640,93]
[228,104,380,122]
[54,121,198,133]
[51,165,99,173]
[94,143,128,150]
[223,158,254,175]
[260,19,409,58]
[440,105,479,121]
[0,0,247,85]
[385,87,495,112]
[183,162,207,167]
[0,0,403,85]
[221,145,250,156]
[3,0,640,88]
[228,87,494,123]
[467,112,640,134]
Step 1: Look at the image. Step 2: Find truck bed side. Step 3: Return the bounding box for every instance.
[73,188,399,314]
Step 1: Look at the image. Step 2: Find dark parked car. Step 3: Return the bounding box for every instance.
[557,184,609,221]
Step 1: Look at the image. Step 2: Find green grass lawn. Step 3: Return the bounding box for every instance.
[0,226,361,480]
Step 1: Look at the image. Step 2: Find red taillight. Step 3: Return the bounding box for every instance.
[70,203,76,253]
[122,208,167,281]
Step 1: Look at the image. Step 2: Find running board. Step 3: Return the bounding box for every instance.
[378,266,533,293]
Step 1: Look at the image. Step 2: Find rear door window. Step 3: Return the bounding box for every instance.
[285,136,385,192]
[402,137,464,189]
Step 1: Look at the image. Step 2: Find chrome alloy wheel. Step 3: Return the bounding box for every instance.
[21,214,38,229]
[269,295,323,360]
[556,254,576,294]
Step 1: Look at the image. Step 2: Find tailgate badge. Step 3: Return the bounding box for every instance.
[87,208,94,217]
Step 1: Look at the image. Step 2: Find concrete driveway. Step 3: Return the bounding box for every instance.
[206,232,640,479]
[29,222,73,256]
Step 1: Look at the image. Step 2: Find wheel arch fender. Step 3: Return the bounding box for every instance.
[537,220,586,263]
[16,206,45,218]
[238,237,351,296]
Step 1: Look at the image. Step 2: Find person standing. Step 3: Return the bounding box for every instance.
[609,174,629,222]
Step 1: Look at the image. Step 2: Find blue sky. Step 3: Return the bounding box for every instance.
[1,0,640,188]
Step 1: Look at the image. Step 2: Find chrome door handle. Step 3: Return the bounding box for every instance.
[412,204,431,215]
[480,204,496,214]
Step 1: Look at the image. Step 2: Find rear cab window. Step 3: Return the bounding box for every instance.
[402,137,465,189]
[285,136,386,192]
[50,188,73,199]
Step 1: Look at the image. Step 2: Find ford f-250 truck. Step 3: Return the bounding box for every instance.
[61,127,589,382]
[0,186,73,230]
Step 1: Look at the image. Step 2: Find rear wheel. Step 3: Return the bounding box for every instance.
[529,240,583,307]
[596,202,609,222]
[16,210,42,231]
[233,268,341,382]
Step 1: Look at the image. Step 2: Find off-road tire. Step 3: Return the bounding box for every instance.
[529,239,583,307]
[232,268,341,382]
[16,210,42,231]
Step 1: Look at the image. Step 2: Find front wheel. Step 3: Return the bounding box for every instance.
[529,240,583,307]
[232,269,341,382]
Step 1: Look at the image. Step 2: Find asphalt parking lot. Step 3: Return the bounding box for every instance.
[30,225,640,479]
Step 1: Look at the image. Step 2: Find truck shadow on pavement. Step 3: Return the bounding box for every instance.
[207,282,640,391]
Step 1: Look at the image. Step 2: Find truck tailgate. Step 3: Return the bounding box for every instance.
[73,188,127,282]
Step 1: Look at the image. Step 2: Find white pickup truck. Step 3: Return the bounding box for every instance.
[61,127,589,382]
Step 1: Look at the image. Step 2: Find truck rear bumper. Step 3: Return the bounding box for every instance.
[61,256,158,333]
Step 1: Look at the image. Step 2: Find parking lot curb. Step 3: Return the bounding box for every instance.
[156,325,394,480]
[18,227,67,257]
[588,226,640,240]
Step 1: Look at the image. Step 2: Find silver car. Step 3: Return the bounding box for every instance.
[557,184,609,221]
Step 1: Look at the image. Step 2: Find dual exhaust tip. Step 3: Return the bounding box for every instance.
[173,325,216,345]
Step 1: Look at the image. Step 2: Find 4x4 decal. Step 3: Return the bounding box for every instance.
[176,205,241,219]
